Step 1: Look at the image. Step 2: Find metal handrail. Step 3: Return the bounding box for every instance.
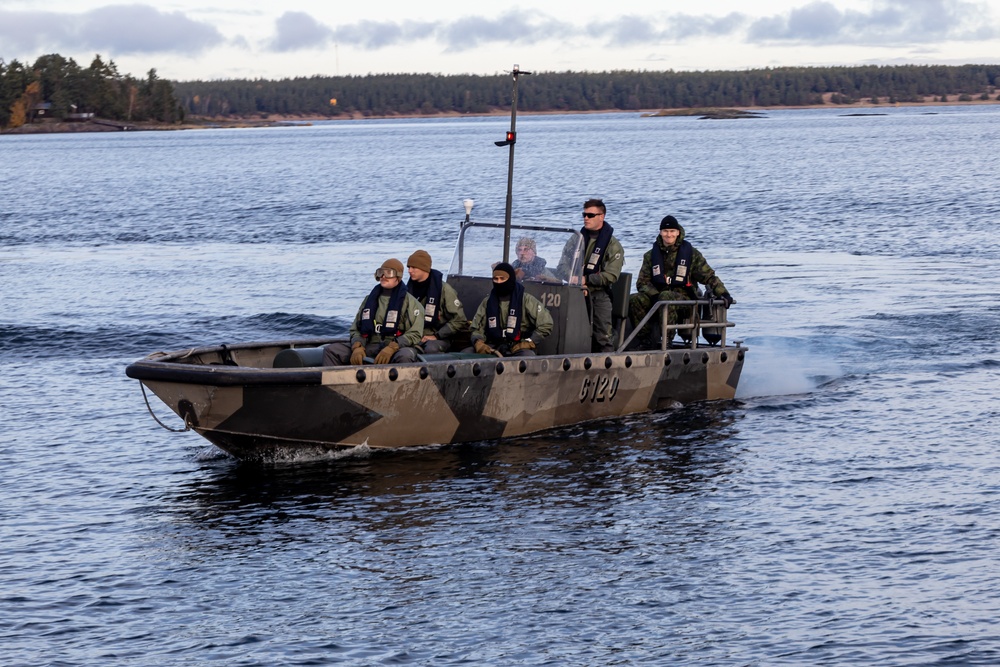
[618,297,733,351]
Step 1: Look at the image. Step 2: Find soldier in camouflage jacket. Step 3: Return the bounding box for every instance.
[628,216,734,345]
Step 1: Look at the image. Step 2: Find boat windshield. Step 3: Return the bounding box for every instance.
[447,221,585,284]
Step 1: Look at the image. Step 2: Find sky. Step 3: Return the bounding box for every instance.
[1,0,999,81]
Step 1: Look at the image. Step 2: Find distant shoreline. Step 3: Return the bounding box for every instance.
[4,95,998,135]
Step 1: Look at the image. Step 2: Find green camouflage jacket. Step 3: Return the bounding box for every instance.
[636,224,727,298]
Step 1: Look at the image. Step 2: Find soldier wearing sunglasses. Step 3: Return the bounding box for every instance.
[577,198,624,353]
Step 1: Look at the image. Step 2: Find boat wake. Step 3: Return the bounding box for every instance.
[736,335,843,399]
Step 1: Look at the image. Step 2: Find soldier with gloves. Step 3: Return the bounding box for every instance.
[323,258,425,366]
[468,262,553,357]
[628,215,734,346]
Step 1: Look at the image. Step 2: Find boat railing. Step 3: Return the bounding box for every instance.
[618,298,734,351]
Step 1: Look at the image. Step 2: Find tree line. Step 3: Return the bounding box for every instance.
[4,57,1000,130]
[0,53,181,129]
[173,65,1000,118]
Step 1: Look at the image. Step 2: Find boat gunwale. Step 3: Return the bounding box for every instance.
[125,337,745,387]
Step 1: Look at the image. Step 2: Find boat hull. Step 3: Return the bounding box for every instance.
[127,342,745,460]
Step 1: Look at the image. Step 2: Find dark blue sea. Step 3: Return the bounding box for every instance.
[2,106,1000,665]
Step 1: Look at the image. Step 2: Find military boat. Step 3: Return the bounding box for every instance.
[125,65,747,460]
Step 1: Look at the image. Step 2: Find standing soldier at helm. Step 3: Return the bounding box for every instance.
[406,249,469,354]
[468,262,554,357]
[323,258,424,366]
[629,215,734,346]
[577,198,624,353]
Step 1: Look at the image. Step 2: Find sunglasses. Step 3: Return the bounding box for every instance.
[375,268,399,279]
[582,212,602,219]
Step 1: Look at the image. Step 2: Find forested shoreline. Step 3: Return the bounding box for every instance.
[0,54,181,129]
[3,55,1000,130]
[175,65,1000,118]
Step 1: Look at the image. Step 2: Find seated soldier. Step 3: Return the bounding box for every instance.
[629,215,734,347]
[468,262,554,357]
[406,249,469,354]
[511,236,559,283]
[323,258,424,365]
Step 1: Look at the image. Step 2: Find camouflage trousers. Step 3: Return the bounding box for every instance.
[628,290,693,341]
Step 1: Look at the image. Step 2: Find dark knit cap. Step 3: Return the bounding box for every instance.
[407,249,432,273]
[492,262,516,281]
[660,215,681,231]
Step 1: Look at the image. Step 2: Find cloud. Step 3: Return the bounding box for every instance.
[747,0,998,45]
[330,19,436,50]
[269,11,333,52]
[436,12,575,51]
[300,1,997,54]
[587,12,749,44]
[0,4,224,56]
[3,1,996,66]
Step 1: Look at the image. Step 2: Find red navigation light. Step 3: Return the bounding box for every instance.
[494,130,517,147]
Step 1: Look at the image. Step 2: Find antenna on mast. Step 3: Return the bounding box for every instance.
[495,64,531,263]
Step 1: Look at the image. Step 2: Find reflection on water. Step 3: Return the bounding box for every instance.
[173,403,743,536]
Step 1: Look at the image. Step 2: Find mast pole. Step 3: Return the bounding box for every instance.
[495,64,530,263]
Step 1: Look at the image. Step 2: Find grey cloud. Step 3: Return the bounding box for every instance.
[671,13,748,40]
[0,11,73,53]
[323,12,570,52]
[436,12,575,51]
[79,5,224,53]
[748,0,998,45]
[589,12,749,44]
[595,15,663,44]
[329,20,436,50]
[269,11,333,52]
[0,4,223,56]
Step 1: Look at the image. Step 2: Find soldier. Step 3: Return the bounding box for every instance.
[323,258,424,365]
[405,249,469,354]
[577,198,624,353]
[469,262,554,357]
[629,215,734,346]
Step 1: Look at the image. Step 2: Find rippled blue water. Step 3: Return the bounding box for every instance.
[2,106,1000,665]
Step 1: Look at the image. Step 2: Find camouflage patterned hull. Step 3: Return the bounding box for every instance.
[126,338,745,460]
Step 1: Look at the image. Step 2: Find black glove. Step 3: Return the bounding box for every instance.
[720,291,735,307]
